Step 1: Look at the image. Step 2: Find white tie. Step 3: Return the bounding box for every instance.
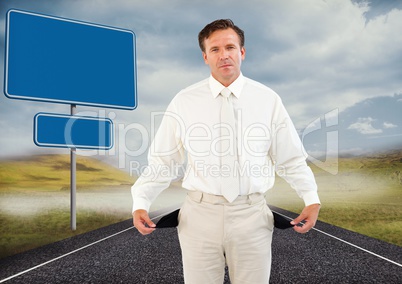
[220,88,240,202]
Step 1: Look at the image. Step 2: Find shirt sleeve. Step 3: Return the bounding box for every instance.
[269,97,321,207]
[131,101,185,212]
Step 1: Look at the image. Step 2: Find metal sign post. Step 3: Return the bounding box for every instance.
[70,105,77,231]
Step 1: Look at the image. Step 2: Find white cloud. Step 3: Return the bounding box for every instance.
[347,117,383,134]
[383,122,397,129]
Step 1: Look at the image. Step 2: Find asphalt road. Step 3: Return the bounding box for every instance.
[1,205,401,283]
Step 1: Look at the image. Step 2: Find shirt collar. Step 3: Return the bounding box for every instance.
[209,73,245,99]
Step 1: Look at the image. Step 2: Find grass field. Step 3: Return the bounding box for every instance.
[0,154,136,259]
[0,209,128,260]
[1,152,401,259]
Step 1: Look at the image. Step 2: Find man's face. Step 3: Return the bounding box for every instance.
[202,28,246,87]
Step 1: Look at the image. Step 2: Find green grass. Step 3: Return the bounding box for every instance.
[0,154,136,259]
[0,209,129,259]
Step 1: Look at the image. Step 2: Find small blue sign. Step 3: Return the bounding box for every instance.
[34,113,114,150]
[4,9,137,109]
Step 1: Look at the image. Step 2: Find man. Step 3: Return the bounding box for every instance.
[132,19,320,283]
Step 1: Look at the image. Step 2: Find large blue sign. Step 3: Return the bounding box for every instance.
[34,113,113,150]
[4,9,137,110]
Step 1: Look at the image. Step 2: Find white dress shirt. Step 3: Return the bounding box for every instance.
[131,74,320,212]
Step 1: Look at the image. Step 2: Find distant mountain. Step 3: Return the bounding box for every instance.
[302,93,402,159]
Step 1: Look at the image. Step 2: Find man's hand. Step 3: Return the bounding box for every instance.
[133,209,156,235]
[291,203,320,234]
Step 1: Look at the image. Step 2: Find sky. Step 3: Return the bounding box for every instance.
[0,0,401,172]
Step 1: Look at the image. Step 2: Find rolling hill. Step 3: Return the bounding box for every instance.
[0,154,136,192]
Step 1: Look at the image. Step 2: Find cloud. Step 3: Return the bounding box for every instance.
[383,122,397,129]
[348,117,382,134]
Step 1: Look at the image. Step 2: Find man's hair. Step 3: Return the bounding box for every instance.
[198,19,245,52]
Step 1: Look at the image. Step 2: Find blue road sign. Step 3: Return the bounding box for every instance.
[34,113,114,150]
[4,9,137,109]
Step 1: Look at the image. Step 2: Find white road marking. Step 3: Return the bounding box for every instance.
[272,210,402,268]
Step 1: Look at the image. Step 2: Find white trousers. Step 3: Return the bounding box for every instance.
[177,191,274,284]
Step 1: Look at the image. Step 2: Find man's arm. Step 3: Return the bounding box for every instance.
[269,97,321,234]
[131,101,185,234]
